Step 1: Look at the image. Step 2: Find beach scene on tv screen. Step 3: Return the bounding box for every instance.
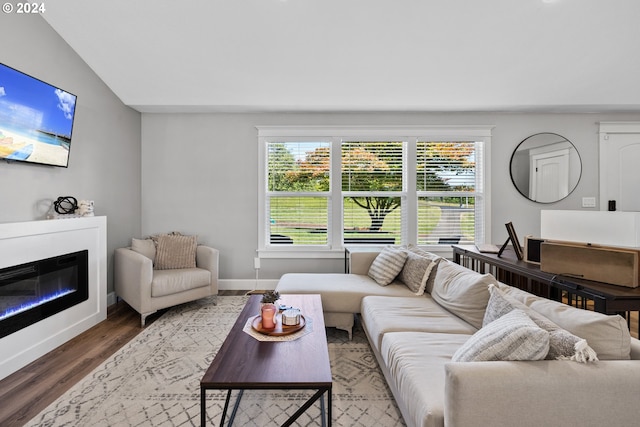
[0,64,76,167]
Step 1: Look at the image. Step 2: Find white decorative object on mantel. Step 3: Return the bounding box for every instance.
[75,200,95,217]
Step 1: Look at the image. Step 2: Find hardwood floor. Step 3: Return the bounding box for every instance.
[0,291,245,427]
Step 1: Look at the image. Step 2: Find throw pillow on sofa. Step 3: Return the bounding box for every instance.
[368,246,408,286]
[484,284,598,363]
[406,244,443,294]
[154,233,198,270]
[397,250,438,295]
[496,282,631,360]
[452,308,550,362]
[431,259,495,329]
[397,245,442,295]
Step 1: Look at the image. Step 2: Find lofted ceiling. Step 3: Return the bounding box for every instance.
[42,0,640,113]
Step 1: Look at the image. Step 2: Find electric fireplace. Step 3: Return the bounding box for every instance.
[0,217,106,381]
[0,250,88,339]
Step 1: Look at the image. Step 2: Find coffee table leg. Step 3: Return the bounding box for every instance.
[320,393,326,427]
[219,390,232,427]
[227,389,244,426]
[200,387,206,427]
[327,387,332,427]
[282,389,326,427]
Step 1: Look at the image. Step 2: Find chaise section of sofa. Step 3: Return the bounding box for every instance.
[276,246,441,338]
[276,272,420,339]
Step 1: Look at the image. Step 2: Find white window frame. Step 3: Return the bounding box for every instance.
[257,126,493,259]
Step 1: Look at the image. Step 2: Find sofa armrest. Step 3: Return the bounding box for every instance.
[445,360,640,427]
[349,251,380,275]
[196,245,219,294]
[114,247,153,312]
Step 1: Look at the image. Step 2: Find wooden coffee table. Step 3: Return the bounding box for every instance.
[200,294,332,426]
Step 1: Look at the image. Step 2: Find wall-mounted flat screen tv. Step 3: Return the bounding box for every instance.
[0,63,77,167]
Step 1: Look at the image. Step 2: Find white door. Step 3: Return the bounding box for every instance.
[600,122,640,212]
[529,149,569,203]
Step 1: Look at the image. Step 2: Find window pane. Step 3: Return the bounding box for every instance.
[343,196,401,245]
[269,196,328,245]
[417,196,475,245]
[342,141,403,191]
[417,141,476,192]
[268,142,330,192]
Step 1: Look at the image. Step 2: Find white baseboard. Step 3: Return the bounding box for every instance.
[219,279,278,291]
[107,291,117,306]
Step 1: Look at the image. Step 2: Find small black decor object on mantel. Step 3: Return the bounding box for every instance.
[53,196,78,214]
[498,222,524,260]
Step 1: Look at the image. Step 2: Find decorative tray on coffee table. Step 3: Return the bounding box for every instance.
[251,314,306,336]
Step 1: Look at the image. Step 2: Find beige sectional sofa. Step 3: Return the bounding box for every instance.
[277,246,640,427]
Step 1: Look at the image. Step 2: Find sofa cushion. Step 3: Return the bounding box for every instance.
[497,283,631,360]
[276,273,418,314]
[151,268,211,297]
[430,260,494,329]
[154,234,198,270]
[484,284,598,362]
[368,246,408,286]
[452,309,550,362]
[131,238,156,262]
[397,249,440,295]
[362,296,478,352]
[381,332,471,427]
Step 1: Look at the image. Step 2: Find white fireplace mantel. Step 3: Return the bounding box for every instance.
[0,217,107,381]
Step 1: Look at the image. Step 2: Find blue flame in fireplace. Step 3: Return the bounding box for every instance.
[0,288,76,321]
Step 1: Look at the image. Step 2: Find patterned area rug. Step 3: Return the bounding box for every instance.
[26,296,405,426]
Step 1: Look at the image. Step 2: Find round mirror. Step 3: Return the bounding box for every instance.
[510,133,582,203]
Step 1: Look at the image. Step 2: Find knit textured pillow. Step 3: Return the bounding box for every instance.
[398,248,441,295]
[484,284,598,363]
[368,246,408,286]
[452,309,550,362]
[406,244,443,294]
[154,234,197,270]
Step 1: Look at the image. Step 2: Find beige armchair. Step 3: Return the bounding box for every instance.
[114,244,219,326]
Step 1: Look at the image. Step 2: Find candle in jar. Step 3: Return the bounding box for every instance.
[261,304,277,329]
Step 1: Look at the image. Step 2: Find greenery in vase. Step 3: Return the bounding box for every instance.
[261,290,280,304]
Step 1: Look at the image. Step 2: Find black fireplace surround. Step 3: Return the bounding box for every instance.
[0,250,89,339]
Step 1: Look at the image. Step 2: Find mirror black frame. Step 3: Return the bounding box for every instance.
[510,132,582,204]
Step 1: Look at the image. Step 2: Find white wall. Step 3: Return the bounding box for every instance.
[0,14,142,294]
[141,111,640,283]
